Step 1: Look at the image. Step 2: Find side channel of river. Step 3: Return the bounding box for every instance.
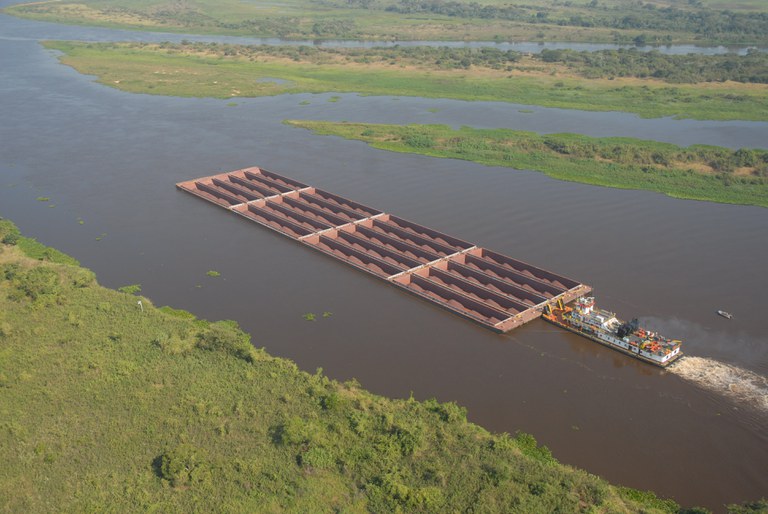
[1,16,767,512]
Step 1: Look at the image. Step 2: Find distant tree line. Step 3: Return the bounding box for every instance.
[162,41,767,84]
[346,0,768,42]
[13,0,768,43]
[530,137,768,176]
[168,41,524,69]
[538,48,768,83]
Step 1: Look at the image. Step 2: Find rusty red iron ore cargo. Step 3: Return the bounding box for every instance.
[177,167,592,332]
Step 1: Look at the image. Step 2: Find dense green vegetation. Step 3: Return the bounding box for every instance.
[377,0,768,43]
[6,0,768,44]
[0,216,704,512]
[87,41,768,84]
[537,48,768,84]
[43,41,768,120]
[285,121,768,207]
[202,43,768,84]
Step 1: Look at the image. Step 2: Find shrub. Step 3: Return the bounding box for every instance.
[733,148,758,167]
[158,444,211,487]
[158,306,198,320]
[404,133,435,148]
[391,424,422,456]
[319,392,340,411]
[117,284,141,295]
[0,219,20,245]
[299,446,335,470]
[153,333,194,355]
[617,486,680,512]
[543,137,571,154]
[273,416,325,447]
[2,263,20,281]
[69,268,95,288]
[367,471,444,512]
[425,398,467,423]
[12,267,62,301]
[16,238,79,266]
[196,320,256,363]
[2,232,19,245]
[727,499,768,513]
[514,432,556,465]
[583,482,609,506]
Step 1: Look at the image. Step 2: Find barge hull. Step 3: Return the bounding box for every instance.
[177,167,591,333]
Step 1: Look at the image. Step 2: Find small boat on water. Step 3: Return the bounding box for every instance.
[717,310,733,319]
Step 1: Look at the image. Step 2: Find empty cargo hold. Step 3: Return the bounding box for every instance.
[177,167,591,332]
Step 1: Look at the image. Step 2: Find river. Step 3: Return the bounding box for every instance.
[0,10,767,512]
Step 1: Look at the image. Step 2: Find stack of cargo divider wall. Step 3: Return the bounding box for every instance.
[177,167,592,332]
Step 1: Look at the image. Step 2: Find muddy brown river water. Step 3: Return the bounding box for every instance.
[1,12,767,511]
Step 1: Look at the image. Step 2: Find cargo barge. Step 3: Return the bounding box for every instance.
[177,166,683,367]
[542,297,683,367]
[176,166,591,333]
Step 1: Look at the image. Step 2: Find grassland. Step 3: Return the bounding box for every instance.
[43,41,768,121]
[285,121,768,207]
[6,0,768,45]
[0,217,702,512]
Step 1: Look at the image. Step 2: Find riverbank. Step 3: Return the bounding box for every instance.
[285,121,768,207]
[7,0,768,46]
[43,41,768,121]
[0,217,694,512]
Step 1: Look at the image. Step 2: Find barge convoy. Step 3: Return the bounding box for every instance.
[178,166,683,368]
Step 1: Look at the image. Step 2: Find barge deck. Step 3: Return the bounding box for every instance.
[177,167,591,333]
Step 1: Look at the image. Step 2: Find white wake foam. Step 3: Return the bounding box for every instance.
[669,356,768,413]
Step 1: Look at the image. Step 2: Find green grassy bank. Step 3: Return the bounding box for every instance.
[43,41,768,121]
[6,0,768,45]
[285,121,768,208]
[0,217,707,512]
